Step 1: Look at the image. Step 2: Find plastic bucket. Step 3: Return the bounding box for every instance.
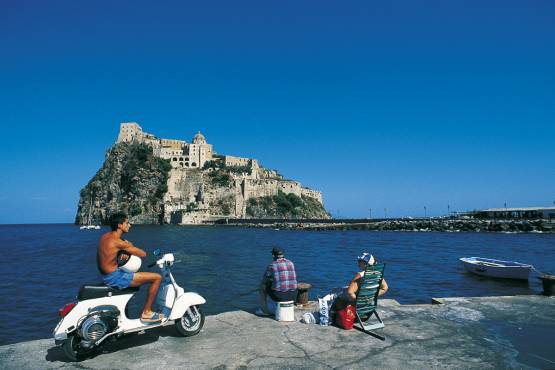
[539,274,555,296]
[275,301,295,322]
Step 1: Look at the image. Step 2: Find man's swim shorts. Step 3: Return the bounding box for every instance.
[103,268,134,289]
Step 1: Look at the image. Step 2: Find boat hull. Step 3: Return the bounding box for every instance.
[460,257,532,280]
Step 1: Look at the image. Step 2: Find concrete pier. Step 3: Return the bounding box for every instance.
[1,295,554,369]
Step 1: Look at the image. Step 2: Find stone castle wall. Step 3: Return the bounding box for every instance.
[244,179,304,199]
[116,122,143,143]
[160,138,185,150]
[225,155,251,167]
[301,188,323,203]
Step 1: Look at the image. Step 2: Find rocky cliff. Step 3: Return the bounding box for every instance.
[75,143,171,225]
[76,143,330,225]
[246,192,330,219]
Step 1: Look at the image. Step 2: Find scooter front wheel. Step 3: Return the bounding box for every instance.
[62,334,98,361]
[175,305,205,337]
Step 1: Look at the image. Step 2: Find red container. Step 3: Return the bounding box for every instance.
[335,305,356,330]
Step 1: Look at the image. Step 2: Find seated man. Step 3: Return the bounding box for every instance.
[256,247,298,316]
[97,212,164,323]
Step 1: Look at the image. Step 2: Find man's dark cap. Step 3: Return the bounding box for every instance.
[272,247,284,256]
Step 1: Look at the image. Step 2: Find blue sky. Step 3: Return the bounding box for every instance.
[1,0,554,223]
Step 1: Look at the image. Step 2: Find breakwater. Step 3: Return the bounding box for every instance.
[222,218,554,233]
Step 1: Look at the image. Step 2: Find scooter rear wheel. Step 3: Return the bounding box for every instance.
[62,334,98,361]
[175,305,205,337]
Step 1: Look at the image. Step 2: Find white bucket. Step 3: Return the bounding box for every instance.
[275,301,295,322]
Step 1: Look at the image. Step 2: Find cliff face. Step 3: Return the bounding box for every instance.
[163,166,330,223]
[75,143,171,225]
[246,192,330,219]
[76,143,330,225]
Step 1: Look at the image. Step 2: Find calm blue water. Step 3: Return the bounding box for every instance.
[0,224,554,345]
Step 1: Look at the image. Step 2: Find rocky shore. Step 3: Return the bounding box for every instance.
[1,296,554,369]
[223,218,555,233]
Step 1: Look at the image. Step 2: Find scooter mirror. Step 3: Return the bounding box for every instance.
[153,248,161,256]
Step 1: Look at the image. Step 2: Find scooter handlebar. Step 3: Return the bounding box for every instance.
[147,253,175,269]
[146,248,163,268]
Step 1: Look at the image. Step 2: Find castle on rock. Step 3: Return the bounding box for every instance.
[115,122,325,224]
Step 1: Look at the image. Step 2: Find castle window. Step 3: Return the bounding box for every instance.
[173,158,177,161]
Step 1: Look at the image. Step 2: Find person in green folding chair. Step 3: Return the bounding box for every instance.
[348,252,388,339]
[335,252,388,310]
[333,252,388,339]
[346,253,388,301]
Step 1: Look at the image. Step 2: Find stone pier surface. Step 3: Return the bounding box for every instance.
[1,296,554,369]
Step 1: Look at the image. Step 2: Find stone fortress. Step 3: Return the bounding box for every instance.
[116,122,325,224]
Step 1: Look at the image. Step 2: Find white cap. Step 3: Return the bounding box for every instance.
[357,252,375,265]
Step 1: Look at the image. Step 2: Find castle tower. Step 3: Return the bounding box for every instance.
[117,122,143,143]
[192,131,206,145]
[188,131,213,168]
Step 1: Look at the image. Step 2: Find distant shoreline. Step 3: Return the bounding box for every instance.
[3,220,555,233]
[219,218,555,233]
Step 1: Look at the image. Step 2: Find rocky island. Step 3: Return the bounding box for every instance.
[75,123,330,225]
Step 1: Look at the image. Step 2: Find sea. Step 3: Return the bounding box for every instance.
[1,224,554,345]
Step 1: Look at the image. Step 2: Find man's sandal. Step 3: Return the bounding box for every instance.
[140,312,165,323]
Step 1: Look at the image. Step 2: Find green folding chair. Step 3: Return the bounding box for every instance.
[354,263,386,340]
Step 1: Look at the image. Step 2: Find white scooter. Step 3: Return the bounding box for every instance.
[53,250,206,361]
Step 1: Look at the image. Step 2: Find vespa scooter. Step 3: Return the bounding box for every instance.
[53,250,206,361]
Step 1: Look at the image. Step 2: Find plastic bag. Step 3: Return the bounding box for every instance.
[301,312,316,324]
[318,293,337,326]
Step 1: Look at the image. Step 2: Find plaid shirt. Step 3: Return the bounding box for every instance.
[265,258,298,292]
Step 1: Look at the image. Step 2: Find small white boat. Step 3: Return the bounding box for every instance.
[460,257,532,280]
[80,225,101,230]
[80,192,101,230]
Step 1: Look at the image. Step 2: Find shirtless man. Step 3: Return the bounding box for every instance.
[97,212,163,323]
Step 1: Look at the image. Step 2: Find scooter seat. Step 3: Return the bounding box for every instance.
[78,283,139,301]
